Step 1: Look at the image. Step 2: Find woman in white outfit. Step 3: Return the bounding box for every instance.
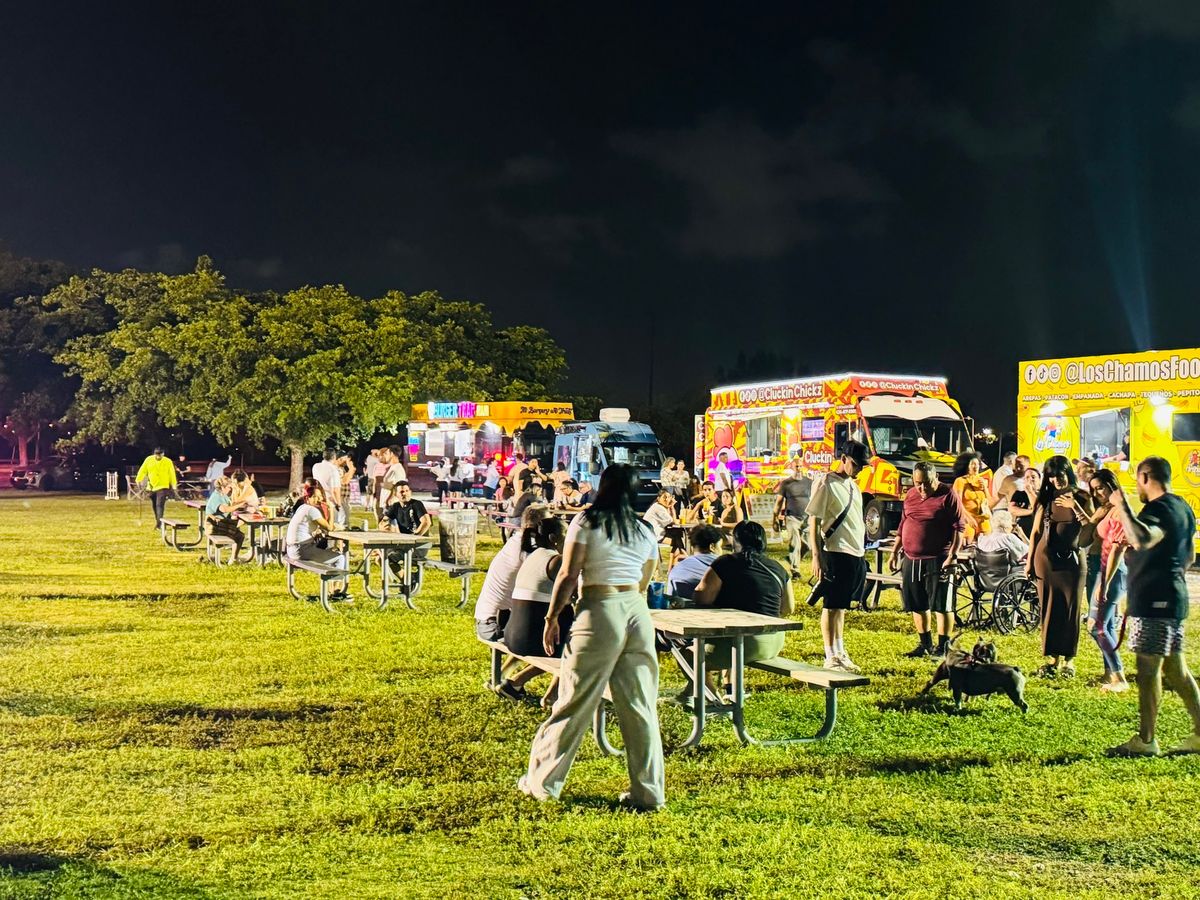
[519,463,665,810]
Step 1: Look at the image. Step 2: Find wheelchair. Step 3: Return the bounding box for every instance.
[950,547,1040,633]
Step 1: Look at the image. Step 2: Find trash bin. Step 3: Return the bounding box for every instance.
[438,508,479,565]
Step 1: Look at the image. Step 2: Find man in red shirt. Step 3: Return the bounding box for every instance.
[890,461,966,658]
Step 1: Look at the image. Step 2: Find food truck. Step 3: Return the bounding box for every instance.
[408,401,575,489]
[1017,348,1200,550]
[553,408,664,511]
[697,374,975,540]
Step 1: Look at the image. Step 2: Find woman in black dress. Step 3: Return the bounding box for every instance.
[1026,456,1095,678]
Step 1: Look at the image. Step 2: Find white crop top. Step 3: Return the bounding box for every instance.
[512,547,558,602]
[565,512,658,587]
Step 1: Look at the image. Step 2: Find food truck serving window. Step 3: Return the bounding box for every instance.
[1081,408,1130,459]
[1173,412,1200,443]
[746,415,781,457]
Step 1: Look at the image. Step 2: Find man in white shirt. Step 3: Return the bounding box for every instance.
[990,451,1016,508]
[975,509,1029,567]
[362,450,381,511]
[379,444,407,506]
[312,449,344,523]
[807,441,870,673]
[205,455,232,491]
[711,450,733,492]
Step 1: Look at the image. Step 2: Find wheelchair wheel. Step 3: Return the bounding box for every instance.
[992,576,1040,634]
[953,576,983,629]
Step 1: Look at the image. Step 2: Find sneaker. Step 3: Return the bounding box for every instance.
[1060,662,1076,679]
[1106,735,1161,758]
[823,657,843,671]
[904,643,932,659]
[1036,663,1058,679]
[1167,734,1200,755]
[617,791,663,813]
[494,680,528,703]
[1099,677,1130,694]
[834,655,862,674]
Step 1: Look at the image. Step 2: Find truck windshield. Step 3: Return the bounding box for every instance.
[602,442,663,470]
[866,416,971,460]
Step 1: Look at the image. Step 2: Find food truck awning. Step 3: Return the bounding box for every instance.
[858,395,961,421]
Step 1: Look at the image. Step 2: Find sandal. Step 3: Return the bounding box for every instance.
[1036,663,1059,679]
[1060,663,1076,679]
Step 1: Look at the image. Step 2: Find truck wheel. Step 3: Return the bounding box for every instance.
[863,499,888,542]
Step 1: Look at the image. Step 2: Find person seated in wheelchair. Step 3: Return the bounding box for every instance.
[975,509,1029,576]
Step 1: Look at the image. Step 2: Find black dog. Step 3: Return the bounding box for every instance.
[921,639,1028,712]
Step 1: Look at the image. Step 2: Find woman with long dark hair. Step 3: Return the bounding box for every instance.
[692,520,794,695]
[520,464,664,811]
[1026,455,1095,678]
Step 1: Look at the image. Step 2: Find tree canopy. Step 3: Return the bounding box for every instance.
[46,258,572,487]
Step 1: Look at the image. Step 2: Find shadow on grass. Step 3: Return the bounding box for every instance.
[20,592,226,604]
[0,848,218,897]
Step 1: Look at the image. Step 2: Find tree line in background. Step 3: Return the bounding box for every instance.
[1,246,576,488]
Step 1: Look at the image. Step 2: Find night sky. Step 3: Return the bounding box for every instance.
[4,1,1200,430]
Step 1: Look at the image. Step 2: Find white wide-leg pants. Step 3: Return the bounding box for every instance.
[523,589,665,808]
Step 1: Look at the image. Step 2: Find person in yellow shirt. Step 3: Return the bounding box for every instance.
[135,446,178,527]
[951,451,992,543]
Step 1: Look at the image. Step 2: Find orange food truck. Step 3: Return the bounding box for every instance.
[697,373,975,540]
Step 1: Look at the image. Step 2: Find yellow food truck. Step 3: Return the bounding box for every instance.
[697,373,975,541]
[1017,348,1200,549]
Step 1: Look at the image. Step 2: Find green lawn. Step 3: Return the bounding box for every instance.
[1,494,1198,899]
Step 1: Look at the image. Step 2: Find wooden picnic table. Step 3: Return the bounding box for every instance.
[235,513,290,566]
[325,530,433,610]
[650,608,805,749]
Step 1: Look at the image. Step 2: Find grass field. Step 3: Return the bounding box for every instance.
[1,494,1198,899]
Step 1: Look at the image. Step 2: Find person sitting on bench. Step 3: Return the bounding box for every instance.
[286,480,350,601]
[505,516,574,708]
[666,524,722,600]
[205,475,248,557]
[690,520,794,696]
[379,481,431,592]
[475,506,553,702]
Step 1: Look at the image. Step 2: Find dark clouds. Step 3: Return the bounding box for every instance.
[3,2,1200,430]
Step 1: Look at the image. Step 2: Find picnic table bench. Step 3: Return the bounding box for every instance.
[421,559,478,607]
[285,556,349,613]
[862,538,900,610]
[205,533,240,566]
[479,638,619,754]
[160,517,203,550]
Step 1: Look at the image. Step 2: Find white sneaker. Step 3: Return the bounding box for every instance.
[834,655,862,674]
[1167,734,1200,755]
[1106,735,1161,757]
[823,657,842,671]
[516,776,554,802]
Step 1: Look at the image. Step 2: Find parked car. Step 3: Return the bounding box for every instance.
[9,457,105,491]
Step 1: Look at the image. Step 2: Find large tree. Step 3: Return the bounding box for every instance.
[0,246,76,464]
[53,262,573,490]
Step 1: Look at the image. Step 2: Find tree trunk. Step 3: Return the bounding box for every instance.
[288,443,304,493]
[14,433,31,468]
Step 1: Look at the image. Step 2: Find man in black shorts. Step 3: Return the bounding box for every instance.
[807,441,870,673]
[1108,456,1200,757]
[890,461,966,658]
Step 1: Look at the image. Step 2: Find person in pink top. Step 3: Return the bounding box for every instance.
[1084,469,1129,692]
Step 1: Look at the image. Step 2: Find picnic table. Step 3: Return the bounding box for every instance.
[325,530,432,610]
[235,512,290,565]
[650,608,807,749]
